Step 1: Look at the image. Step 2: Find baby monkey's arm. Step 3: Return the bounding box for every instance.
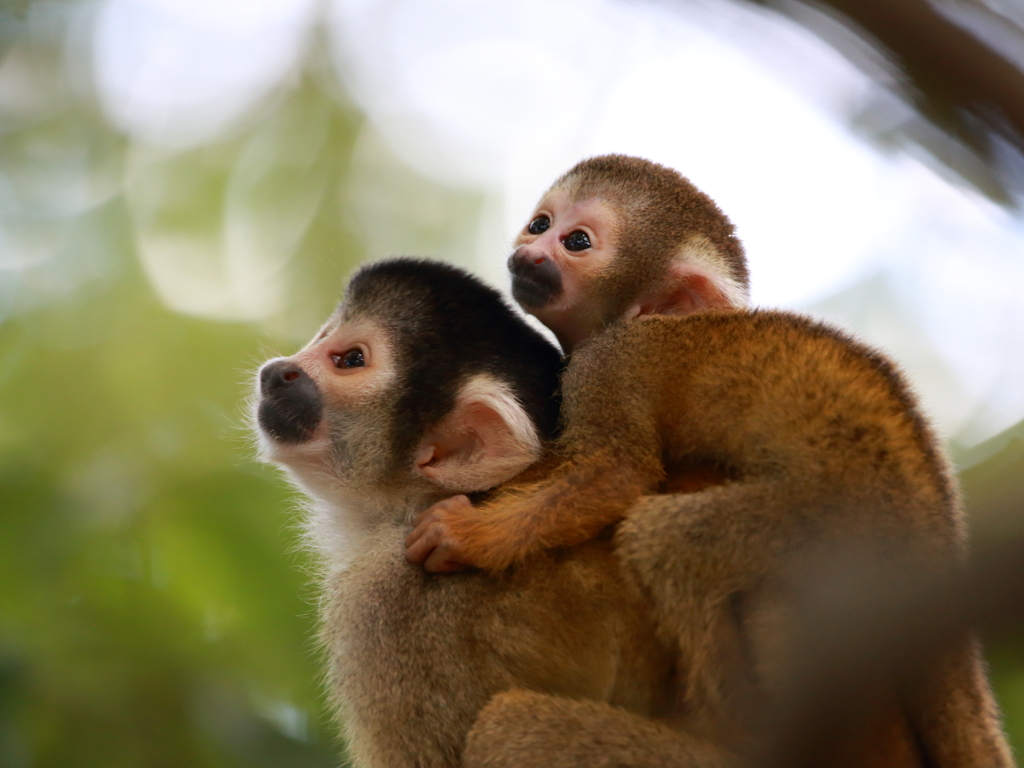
[406,448,659,573]
[404,494,478,573]
[407,327,666,573]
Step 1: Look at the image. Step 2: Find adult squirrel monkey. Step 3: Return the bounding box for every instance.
[254,259,732,768]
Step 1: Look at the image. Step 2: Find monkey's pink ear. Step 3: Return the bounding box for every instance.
[413,375,542,493]
[629,262,737,319]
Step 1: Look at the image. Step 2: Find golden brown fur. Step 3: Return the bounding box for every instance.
[465,690,731,768]
[446,312,1012,765]
[453,311,956,573]
[323,531,702,767]
[410,156,1012,766]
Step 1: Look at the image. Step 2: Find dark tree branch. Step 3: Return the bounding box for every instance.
[754,529,1024,768]
[742,0,1024,202]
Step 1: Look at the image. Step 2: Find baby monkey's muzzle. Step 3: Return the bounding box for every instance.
[508,249,563,309]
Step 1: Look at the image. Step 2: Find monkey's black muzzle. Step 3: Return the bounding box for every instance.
[508,250,563,309]
[258,359,323,444]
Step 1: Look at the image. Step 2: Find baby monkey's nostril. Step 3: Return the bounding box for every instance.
[283,371,300,382]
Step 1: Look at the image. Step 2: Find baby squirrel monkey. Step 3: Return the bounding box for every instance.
[406,155,1012,766]
[405,154,748,572]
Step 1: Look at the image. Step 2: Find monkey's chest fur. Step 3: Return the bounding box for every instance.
[321,527,675,768]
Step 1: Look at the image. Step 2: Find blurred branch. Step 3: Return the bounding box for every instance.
[751,0,1024,202]
[826,0,1024,136]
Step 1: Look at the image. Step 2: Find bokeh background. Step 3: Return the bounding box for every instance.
[2,0,1023,765]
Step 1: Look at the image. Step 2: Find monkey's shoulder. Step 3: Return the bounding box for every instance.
[598,310,897,371]
[578,310,923,417]
[619,308,851,343]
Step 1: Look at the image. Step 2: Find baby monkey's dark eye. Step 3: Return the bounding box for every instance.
[563,230,591,251]
[332,349,365,369]
[528,216,550,235]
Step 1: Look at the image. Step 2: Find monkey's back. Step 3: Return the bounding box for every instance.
[566,310,962,549]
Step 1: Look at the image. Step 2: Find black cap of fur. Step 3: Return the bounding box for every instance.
[344,258,563,466]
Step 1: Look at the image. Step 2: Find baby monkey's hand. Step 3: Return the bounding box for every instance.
[405,495,479,573]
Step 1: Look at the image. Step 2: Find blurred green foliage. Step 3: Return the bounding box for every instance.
[0,146,365,762]
[0,249,342,765]
[962,435,1024,754]
[1,1,1023,767]
[0,4,457,765]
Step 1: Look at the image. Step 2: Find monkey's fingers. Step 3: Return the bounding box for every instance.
[423,542,475,574]
[404,521,442,564]
[406,520,479,572]
[406,503,446,552]
[410,495,473,528]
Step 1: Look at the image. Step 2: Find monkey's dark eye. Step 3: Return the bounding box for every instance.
[528,216,550,235]
[331,349,365,369]
[563,230,591,251]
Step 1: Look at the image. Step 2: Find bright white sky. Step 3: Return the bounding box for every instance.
[90,0,1024,448]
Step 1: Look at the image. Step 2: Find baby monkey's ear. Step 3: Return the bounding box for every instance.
[625,243,742,321]
[413,374,543,493]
